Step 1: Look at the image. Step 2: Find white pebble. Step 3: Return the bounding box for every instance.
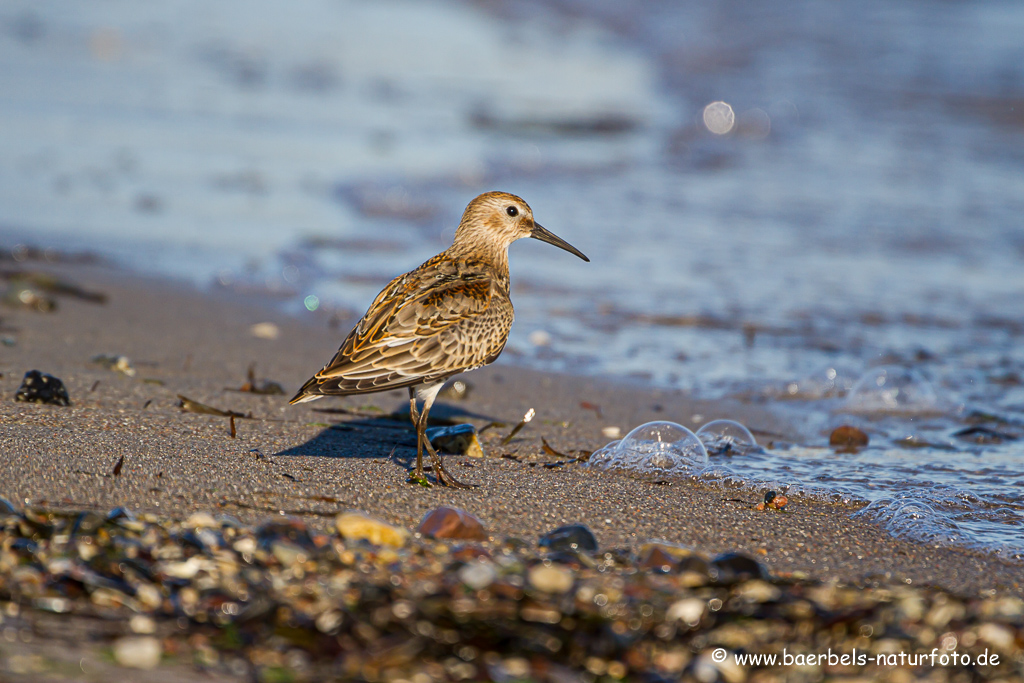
[129,615,156,634]
[667,598,705,626]
[528,564,574,594]
[113,636,162,670]
[459,561,497,590]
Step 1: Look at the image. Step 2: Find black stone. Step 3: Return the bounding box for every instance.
[71,511,105,537]
[712,552,769,584]
[106,506,136,523]
[539,524,599,554]
[256,517,317,552]
[15,370,70,406]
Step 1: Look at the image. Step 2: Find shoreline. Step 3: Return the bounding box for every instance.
[1,261,1022,597]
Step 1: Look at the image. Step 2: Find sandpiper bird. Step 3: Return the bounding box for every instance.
[290,191,589,487]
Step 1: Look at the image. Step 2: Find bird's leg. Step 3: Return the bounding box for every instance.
[418,387,476,489]
[407,387,429,485]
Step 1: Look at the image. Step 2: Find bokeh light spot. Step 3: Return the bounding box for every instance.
[702,101,735,135]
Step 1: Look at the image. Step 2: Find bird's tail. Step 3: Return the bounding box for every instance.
[289,375,325,404]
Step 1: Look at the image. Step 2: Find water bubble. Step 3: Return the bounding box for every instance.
[853,496,963,545]
[842,365,941,415]
[693,464,743,488]
[790,364,860,399]
[696,419,758,456]
[589,421,708,481]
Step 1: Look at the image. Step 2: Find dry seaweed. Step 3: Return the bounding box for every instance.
[501,407,535,445]
[176,394,249,418]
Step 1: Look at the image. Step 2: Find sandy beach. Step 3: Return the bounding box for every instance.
[2,263,1022,592]
[1,262,1023,682]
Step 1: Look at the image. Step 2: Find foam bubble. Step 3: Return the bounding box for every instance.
[695,419,759,456]
[842,365,942,415]
[589,421,708,480]
[853,495,963,544]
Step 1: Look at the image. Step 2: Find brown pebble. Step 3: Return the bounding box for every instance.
[829,425,869,449]
[417,506,487,541]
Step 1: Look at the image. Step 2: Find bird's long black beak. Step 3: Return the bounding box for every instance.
[530,223,589,262]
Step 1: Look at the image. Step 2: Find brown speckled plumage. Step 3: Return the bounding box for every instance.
[290,191,588,487]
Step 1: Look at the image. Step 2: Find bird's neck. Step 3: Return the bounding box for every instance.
[448,239,511,282]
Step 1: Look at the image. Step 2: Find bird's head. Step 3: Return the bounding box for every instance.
[453,191,589,262]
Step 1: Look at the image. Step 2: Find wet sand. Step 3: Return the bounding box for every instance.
[1,262,1022,598]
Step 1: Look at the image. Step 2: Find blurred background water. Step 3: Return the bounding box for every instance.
[1,0,1022,555]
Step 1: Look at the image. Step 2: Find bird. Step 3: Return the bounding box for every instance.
[290,191,589,487]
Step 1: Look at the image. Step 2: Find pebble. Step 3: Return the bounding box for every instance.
[978,622,1015,651]
[458,560,498,590]
[14,370,70,406]
[129,614,157,634]
[0,504,1019,682]
[736,579,781,603]
[417,506,487,541]
[638,542,711,576]
[335,511,409,547]
[185,511,218,529]
[829,424,869,449]
[712,552,768,583]
[666,598,705,626]
[538,524,599,554]
[527,563,575,594]
[426,424,484,457]
[113,636,162,670]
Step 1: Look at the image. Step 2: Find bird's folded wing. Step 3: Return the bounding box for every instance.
[312,277,494,391]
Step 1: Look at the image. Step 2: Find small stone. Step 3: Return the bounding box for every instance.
[736,579,781,603]
[977,623,1014,651]
[15,370,70,406]
[417,506,487,541]
[129,614,156,634]
[135,584,162,611]
[829,425,869,449]
[315,610,344,634]
[539,524,599,554]
[638,542,711,575]
[184,511,218,529]
[336,511,409,547]
[271,540,308,566]
[458,560,497,590]
[113,636,162,670]
[426,423,484,457]
[667,598,705,626]
[160,556,207,580]
[527,563,575,594]
[712,552,768,584]
[71,512,105,536]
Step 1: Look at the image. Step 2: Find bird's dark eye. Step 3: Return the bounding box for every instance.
[506,206,519,217]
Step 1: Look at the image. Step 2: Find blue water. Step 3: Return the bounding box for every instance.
[1,0,1022,555]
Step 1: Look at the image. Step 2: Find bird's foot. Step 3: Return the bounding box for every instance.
[433,459,477,489]
[423,443,477,489]
[407,473,433,488]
